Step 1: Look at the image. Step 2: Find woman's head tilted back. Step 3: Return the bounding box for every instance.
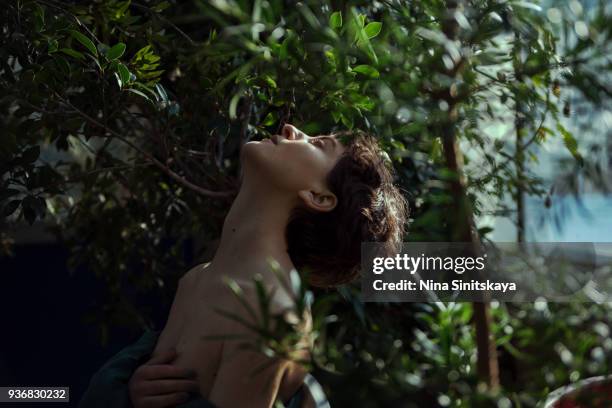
[242,124,408,288]
[286,128,408,287]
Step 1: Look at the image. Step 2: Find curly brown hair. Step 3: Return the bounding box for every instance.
[286,130,408,287]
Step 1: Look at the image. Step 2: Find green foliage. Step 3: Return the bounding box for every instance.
[1,0,611,406]
[106,42,127,60]
[70,29,98,56]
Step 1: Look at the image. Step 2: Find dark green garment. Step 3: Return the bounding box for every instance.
[79,330,310,408]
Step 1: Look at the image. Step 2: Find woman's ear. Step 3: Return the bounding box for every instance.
[298,189,337,212]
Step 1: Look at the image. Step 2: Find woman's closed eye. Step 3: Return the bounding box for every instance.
[310,138,327,149]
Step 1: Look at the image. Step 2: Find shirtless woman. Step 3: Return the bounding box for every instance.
[91,124,407,408]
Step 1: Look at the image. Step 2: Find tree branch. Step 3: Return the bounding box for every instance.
[55,93,235,199]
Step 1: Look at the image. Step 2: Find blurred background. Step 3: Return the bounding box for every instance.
[1,0,611,406]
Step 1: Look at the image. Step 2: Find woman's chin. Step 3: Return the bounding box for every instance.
[241,142,275,169]
[243,140,274,157]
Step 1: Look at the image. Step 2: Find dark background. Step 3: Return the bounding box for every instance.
[0,242,170,407]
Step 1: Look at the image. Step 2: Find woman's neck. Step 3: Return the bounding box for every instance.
[210,180,296,280]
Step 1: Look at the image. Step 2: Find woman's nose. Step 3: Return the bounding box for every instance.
[282,124,306,140]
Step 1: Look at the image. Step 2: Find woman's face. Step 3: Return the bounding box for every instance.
[242,124,346,194]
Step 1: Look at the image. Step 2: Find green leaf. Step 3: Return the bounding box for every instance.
[224,278,258,322]
[352,65,380,78]
[229,91,243,120]
[358,14,366,28]
[262,112,277,126]
[138,69,164,81]
[114,72,123,88]
[151,1,171,12]
[263,75,277,89]
[125,88,152,102]
[34,4,45,32]
[557,124,583,165]
[364,22,382,39]
[430,137,442,161]
[478,226,494,236]
[279,36,291,60]
[513,1,543,12]
[288,269,301,296]
[155,83,169,102]
[331,110,341,123]
[117,63,131,85]
[60,48,85,60]
[133,45,152,61]
[106,43,126,60]
[329,11,342,29]
[47,39,58,54]
[53,56,71,76]
[132,83,159,102]
[340,112,353,128]
[69,30,98,56]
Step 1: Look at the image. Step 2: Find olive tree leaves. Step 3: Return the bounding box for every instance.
[61,25,166,106]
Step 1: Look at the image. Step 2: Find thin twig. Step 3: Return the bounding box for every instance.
[38,0,103,44]
[131,3,197,46]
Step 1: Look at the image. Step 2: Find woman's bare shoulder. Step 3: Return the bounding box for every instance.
[178,262,212,287]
